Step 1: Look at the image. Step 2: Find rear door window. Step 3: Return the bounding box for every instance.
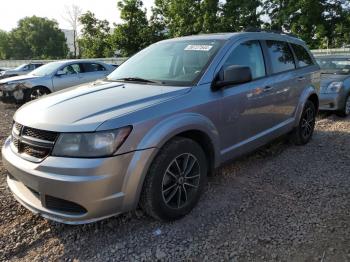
[82,63,106,73]
[291,44,314,67]
[266,40,296,74]
[223,40,266,79]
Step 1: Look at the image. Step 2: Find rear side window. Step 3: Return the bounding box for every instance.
[224,40,266,79]
[291,44,314,67]
[82,63,106,73]
[266,40,296,74]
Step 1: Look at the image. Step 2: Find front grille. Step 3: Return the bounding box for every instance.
[45,195,87,215]
[22,126,57,142]
[22,144,51,159]
[11,122,59,161]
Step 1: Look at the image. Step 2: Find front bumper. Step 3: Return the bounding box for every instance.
[2,137,156,224]
[0,89,25,104]
[319,92,345,111]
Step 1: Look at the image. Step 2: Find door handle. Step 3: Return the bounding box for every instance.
[263,86,273,92]
[297,76,306,81]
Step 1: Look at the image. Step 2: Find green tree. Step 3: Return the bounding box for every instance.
[0,30,9,59]
[220,0,262,32]
[8,16,68,59]
[263,0,350,48]
[112,0,153,57]
[78,11,114,58]
[152,0,203,37]
[201,0,220,33]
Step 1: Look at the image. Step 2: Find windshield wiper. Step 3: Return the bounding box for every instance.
[115,77,160,84]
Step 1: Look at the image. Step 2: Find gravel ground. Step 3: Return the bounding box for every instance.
[0,102,349,262]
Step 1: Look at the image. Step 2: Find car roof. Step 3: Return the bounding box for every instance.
[162,31,305,45]
[47,60,108,66]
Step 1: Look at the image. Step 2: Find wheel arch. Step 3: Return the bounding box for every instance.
[121,113,221,210]
[294,86,319,127]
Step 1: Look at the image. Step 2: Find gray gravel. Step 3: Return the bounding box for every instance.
[0,102,349,262]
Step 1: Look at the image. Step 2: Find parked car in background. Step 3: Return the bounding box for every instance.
[109,64,119,68]
[316,55,350,117]
[2,32,320,224]
[0,60,115,103]
[0,63,44,79]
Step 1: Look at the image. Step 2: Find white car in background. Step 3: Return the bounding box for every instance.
[0,60,115,103]
[0,63,44,79]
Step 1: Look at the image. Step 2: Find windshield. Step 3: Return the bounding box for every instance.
[316,58,350,75]
[30,62,62,76]
[14,64,27,70]
[107,39,224,85]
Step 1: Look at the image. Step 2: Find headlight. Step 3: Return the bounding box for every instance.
[324,82,343,93]
[52,126,132,157]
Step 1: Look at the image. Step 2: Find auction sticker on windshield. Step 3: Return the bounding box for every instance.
[184,45,213,51]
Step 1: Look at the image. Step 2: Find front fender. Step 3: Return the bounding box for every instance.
[294,86,319,127]
[121,113,221,210]
[137,112,221,166]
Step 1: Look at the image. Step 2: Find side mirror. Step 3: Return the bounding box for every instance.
[212,65,252,90]
[56,70,66,76]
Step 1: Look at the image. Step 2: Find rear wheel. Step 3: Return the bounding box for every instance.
[140,137,207,221]
[290,100,316,145]
[336,94,350,117]
[26,87,50,102]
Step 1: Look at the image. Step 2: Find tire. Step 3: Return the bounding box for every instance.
[140,137,208,221]
[336,94,350,117]
[25,86,50,102]
[290,100,316,145]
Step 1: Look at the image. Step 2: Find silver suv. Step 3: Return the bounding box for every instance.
[2,32,320,224]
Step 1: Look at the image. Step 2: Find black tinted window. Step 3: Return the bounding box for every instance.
[82,63,106,72]
[266,41,295,74]
[292,44,314,67]
[224,41,266,79]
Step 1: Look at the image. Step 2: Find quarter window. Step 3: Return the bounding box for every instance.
[266,40,296,74]
[291,44,314,67]
[224,41,266,79]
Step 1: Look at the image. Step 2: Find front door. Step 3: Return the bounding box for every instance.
[52,63,83,91]
[219,40,277,158]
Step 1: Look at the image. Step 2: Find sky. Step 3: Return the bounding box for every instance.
[0,0,155,32]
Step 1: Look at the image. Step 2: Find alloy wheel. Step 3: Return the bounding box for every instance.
[345,96,350,115]
[301,106,315,140]
[30,89,47,100]
[161,153,201,209]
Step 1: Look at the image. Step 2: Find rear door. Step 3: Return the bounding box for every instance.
[81,63,109,83]
[261,40,299,123]
[290,43,317,100]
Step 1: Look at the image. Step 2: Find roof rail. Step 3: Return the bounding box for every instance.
[243,27,299,39]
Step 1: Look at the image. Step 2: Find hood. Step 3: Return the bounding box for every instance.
[14,80,191,132]
[0,74,40,84]
[320,73,349,87]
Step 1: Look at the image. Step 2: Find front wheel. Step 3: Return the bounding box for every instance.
[140,137,207,221]
[26,87,50,102]
[290,100,316,145]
